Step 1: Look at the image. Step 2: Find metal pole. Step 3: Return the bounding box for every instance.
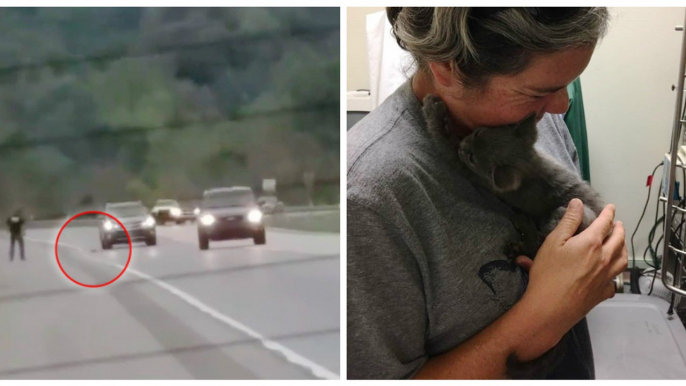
[662,12,686,297]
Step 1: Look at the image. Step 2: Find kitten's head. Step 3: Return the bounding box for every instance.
[458,114,538,193]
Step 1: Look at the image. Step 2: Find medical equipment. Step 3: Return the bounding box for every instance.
[587,294,686,379]
[660,16,686,326]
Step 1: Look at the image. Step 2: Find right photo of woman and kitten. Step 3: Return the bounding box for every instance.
[346,7,686,380]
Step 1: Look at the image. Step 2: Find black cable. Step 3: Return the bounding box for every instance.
[647,184,684,270]
[667,218,686,308]
[648,216,665,268]
[648,269,659,296]
[673,210,686,241]
[631,162,663,268]
[640,268,658,277]
[631,171,665,292]
[655,178,663,226]
[682,167,685,201]
[655,234,664,261]
[644,245,658,270]
[650,199,686,296]
[651,235,665,282]
[648,216,669,298]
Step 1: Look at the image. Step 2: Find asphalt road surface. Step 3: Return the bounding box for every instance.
[0,222,340,379]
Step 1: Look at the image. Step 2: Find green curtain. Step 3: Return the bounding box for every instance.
[565,78,591,183]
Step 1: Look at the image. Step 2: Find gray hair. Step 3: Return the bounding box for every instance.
[387,7,610,90]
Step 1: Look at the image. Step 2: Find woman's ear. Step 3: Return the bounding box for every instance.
[428,62,455,88]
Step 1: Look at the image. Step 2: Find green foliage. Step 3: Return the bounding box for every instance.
[0,8,340,219]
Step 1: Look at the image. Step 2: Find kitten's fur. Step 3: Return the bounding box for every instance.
[422,94,605,379]
[422,94,604,254]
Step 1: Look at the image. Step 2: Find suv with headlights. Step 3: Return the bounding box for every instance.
[100,201,156,249]
[197,187,265,250]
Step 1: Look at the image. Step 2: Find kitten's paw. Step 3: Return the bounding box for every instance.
[504,241,524,260]
[509,213,540,258]
[422,95,450,139]
[542,206,567,236]
[422,94,447,117]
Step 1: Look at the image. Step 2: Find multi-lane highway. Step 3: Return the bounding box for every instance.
[0,219,340,379]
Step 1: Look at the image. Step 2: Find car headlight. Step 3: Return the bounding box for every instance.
[171,208,181,217]
[103,220,113,231]
[200,214,215,226]
[193,208,200,215]
[142,216,155,228]
[247,209,263,223]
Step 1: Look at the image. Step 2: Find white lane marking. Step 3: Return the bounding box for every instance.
[28,236,339,380]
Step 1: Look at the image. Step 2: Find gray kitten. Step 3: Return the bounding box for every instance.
[458,115,604,240]
[422,94,605,379]
[423,94,604,256]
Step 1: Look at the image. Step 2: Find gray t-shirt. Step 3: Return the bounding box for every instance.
[347,80,592,379]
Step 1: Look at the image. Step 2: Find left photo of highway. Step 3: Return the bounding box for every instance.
[0,7,340,380]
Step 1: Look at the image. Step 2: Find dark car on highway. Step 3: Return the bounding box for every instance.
[100,201,157,249]
[196,187,265,250]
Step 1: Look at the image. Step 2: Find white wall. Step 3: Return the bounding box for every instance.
[582,7,685,264]
[347,7,384,92]
[347,7,686,264]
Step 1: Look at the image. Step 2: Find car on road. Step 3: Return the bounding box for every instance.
[257,195,285,214]
[100,201,157,249]
[179,203,199,223]
[151,199,193,224]
[197,187,265,250]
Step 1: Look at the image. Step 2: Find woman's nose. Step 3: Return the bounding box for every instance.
[544,87,570,115]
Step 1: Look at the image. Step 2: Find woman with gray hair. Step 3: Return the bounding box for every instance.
[347,7,627,379]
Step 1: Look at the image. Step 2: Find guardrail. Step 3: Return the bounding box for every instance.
[282,205,339,213]
[3,204,340,230]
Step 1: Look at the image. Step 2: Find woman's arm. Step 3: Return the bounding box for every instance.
[414,290,561,379]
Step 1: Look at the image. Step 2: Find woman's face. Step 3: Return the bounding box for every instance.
[440,46,595,130]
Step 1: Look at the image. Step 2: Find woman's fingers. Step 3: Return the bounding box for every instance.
[583,204,616,241]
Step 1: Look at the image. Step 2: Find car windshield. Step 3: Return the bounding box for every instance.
[156,200,179,207]
[108,205,147,218]
[203,191,255,208]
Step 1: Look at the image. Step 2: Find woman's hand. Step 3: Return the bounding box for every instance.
[512,198,628,360]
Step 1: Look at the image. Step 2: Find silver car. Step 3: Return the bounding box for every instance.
[100,201,157,249]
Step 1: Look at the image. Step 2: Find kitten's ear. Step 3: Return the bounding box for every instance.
[490,165,523,192]
[513,114,538,143]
